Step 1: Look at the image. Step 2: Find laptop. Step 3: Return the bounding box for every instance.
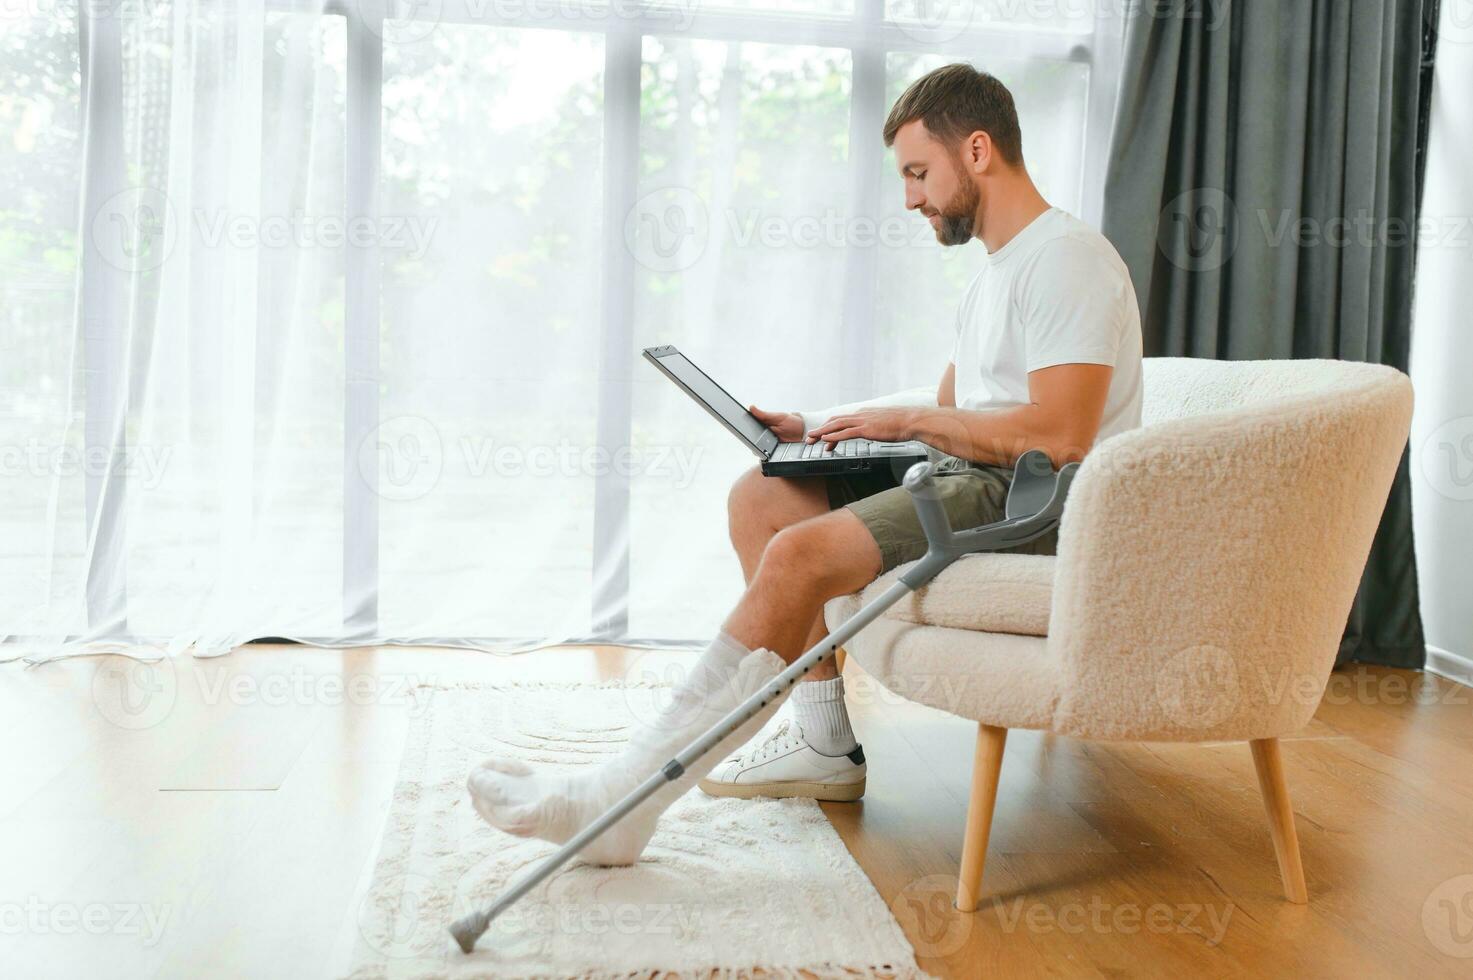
[642,345,932,477]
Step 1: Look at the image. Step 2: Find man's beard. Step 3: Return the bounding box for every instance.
[931,154,981,246]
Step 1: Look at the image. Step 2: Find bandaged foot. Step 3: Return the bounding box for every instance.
[467,633,789,865]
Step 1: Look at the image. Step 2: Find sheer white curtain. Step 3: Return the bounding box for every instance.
[1,0,1123,663]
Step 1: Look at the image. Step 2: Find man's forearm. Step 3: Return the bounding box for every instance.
[908,405,1088,467]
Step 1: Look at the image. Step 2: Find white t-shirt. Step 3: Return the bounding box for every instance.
[802,208,1143,448]
[951,207,1142,443]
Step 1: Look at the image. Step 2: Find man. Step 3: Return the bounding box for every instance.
[467,64,1143,865]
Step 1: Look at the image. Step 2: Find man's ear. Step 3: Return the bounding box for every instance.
[965,131,993,174]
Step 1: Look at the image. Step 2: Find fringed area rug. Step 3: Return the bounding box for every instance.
[344,680,933,980]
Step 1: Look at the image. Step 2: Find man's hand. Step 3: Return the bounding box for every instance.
[804,408,918,445]
[748,406,806,442]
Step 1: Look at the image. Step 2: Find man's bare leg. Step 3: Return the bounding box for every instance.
[696,505,881,799]
[467,503,882,863]
[725,467,875,763]
[720,508,882,664]
[726,466,845,681]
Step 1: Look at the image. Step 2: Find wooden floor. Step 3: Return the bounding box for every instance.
[2,646,1471,978]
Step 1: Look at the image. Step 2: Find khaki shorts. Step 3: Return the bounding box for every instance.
[827,454,1059,573]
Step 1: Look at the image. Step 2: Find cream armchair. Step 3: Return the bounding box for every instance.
[826,357,1414,911]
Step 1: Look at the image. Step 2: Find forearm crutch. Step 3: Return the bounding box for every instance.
[450,450,1079,953]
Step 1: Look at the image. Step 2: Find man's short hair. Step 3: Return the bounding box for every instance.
[882,63,1024,167]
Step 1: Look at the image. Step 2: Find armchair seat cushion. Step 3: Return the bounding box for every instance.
[844,553,1055,637]
[820,606,1060,729]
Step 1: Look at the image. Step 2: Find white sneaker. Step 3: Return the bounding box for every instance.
[699,718,866,802]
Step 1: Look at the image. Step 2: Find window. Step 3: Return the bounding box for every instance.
[0,0,1120,651]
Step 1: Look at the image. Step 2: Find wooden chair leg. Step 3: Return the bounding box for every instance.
[1249,737,1308,904]
[956,724,1008,912]
[834,646,847,674]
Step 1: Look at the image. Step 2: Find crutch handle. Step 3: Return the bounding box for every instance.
[901,459,936,492]
[901,461,956,552]
[897,449,1076,589]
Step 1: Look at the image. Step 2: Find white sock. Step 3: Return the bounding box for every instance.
[467,632,791,865]
[792,676,857,756]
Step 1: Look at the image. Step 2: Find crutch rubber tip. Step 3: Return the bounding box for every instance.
[450,913,487,954]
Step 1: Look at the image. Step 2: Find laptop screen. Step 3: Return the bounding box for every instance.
[644,347,780,458]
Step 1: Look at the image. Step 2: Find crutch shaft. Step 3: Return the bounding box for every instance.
[451,453,1075,954]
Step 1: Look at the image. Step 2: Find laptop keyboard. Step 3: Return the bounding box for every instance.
[798,438,876,458]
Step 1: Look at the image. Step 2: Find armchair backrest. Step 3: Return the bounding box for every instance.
[1047,358,1413,742]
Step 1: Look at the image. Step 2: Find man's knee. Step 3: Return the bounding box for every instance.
[727,466,825,541]
[757,512,882,596]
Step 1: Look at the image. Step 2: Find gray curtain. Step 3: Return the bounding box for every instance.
[1101,0,1431,667]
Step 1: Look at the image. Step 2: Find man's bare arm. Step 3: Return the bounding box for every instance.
[807,362,1113,468]
[914,362,1112,465]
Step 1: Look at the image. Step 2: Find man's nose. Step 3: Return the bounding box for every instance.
[905,188,924,211]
